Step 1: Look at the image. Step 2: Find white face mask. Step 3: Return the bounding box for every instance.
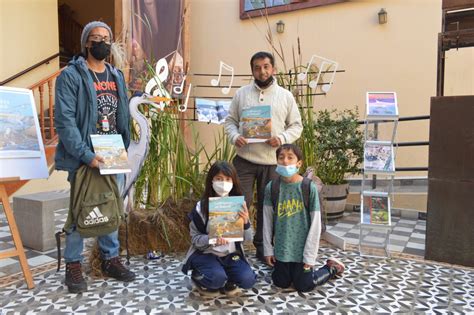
[212,180,233,197]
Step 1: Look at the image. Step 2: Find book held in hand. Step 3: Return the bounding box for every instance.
[90,134,131,175]
[240,105,272,143]
[208,196,245,244]
[361,192,391,226]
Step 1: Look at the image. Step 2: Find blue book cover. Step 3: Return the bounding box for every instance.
[240,105,272,143]
[208,196,245,244]
[90,134,131,175]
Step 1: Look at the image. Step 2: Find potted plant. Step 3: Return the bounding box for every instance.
[312,108,364,219]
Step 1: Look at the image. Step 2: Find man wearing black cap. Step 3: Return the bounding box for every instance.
[55,21,135,293]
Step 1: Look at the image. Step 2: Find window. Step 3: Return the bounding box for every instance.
[240,0,346,19]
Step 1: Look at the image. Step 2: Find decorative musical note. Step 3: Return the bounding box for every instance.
[178,83,192,112]
[173,75,187,95]
[297,55,338,93]
[210,61,234,95]
[145,58,171,110]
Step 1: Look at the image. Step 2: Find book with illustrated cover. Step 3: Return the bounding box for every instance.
[0,87,42,159]
[90,134,131,175]
[208,196,245,244]
[361,193,391,226]
[364,141,395,174]
[366,92,398,120]
[240,105,272,143]
[195,98,231,124]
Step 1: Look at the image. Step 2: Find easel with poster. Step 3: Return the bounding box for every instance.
[0,86,50,289]
[359,92,398,257]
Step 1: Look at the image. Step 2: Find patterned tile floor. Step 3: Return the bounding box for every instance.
[0,209,426,278]
[1,248,473,313]
[0,208,68,277]
[326,211,427,257]
[1,208,473,313]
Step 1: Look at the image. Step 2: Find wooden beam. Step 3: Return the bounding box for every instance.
[442,0,474,11]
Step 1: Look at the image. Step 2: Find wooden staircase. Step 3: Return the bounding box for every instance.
[58,4,83,67]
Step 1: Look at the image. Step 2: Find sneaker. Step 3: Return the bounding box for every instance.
[191,279,220,296]
[191,270,221,296]
[65,261,87,293]
[101,257,136,282]
[326,257,345,278]
[220,281,241,297]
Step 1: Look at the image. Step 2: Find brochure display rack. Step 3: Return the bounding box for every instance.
[359,92,398,257]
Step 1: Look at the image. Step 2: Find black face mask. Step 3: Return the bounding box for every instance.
[88,41,111,61]
[255,76,274,89]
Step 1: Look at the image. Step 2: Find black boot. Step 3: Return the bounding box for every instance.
[101,257,136,282]
[65,261,87,293]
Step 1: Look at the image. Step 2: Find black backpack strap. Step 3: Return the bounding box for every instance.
[301,177,312,211]
[270,176,281,211]
[189,199,208,234]
[55,230,64,272]
[124,212,130,265]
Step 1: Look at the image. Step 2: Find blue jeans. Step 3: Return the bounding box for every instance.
[64,227,119,263]
[190,253,256,290]
[272,260,334,292]
[63,173,124,263]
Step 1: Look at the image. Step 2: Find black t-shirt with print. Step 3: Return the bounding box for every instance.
[90,68,119,134]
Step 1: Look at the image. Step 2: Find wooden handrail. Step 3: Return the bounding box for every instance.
[28,67,65,145]
[0,53,60,86]
[28,67,65,90]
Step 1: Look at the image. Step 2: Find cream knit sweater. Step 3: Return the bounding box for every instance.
[224,80,303,165]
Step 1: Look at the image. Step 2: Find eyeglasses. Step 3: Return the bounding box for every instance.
[88,34,112,44]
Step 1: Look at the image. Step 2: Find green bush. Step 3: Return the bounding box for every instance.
[313,109,364,185]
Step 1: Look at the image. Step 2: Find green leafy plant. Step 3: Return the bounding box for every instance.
[313,109,364,185]
[131,63,236,209]
[252,14,362,184]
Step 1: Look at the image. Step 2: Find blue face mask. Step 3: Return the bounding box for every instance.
[275,164,299,177]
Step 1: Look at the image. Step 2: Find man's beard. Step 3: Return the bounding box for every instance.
[255,76,274,88]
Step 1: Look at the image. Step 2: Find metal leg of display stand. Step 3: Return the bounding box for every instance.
[359,223,392,258]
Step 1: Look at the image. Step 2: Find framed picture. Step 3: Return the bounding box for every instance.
[364,141,395,174]
[361,192,391,226]
[366,92,398,120]
[0,86,48,180]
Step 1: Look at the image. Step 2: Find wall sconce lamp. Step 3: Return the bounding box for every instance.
[378,8,387,24]
[276,20,285,33]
